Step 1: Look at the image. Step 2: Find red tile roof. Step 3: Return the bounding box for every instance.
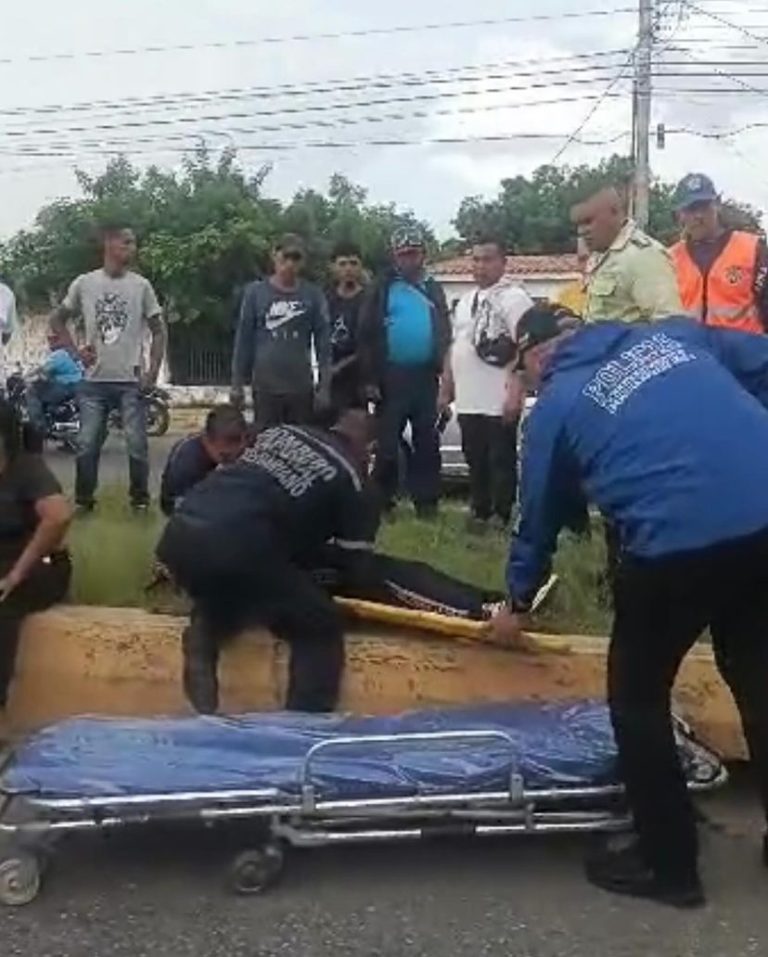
[431,253,580,277]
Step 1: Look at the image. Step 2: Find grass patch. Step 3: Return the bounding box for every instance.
[68,489,610,634]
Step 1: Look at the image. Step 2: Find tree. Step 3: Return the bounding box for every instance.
[452,154,762,254]
[0,157,428,325]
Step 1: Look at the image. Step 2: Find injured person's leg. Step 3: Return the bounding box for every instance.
[306,547,539,621]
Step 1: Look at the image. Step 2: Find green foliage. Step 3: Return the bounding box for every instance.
[452,153,762,252]
[69,493,608,635]
[0,151,429,329]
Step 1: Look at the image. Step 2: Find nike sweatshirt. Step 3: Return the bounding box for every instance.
[232,278,332,396]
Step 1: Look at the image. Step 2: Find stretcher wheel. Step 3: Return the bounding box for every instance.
[228,844,284,896]
[0,852,42,907]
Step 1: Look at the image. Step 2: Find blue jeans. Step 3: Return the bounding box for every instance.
[26,380,75,434]
[76,381,149,507]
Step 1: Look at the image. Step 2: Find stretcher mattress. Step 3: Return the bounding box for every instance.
[0,702,709,802]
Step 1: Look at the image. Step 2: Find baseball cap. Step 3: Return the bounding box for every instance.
[515,303,582,367]
[274,232,306,255]
[673,173,718,211]
[391,225,426,252]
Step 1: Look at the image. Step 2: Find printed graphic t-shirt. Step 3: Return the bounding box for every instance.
[63,269,161,382]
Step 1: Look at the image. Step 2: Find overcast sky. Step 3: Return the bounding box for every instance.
[0,0,764,240]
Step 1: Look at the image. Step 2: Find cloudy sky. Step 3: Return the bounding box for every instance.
[0,0,765,239]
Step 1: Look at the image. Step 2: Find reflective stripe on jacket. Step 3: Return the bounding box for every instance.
[671,231,762,334]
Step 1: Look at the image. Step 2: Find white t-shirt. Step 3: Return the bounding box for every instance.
[0,283,18,339]
[451,279,533,416]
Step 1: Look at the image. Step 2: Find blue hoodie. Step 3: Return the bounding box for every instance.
[508,317,768,606]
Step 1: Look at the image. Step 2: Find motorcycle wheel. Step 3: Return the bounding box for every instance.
[146,398,170,437]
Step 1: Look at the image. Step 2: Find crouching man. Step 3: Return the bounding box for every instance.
[492,303,768,908]
[157,408,373,715]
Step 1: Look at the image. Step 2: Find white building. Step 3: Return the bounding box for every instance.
[430,253,580,310]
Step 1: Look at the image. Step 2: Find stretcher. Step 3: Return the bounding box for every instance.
[0,700,725,906]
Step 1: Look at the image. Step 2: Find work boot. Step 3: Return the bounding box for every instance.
[182,624,219,715]
[585,840,705,909]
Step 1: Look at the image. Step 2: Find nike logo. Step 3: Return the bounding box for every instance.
[264,300,306,331]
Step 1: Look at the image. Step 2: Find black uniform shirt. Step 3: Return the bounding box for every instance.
[176,425,372,563]
[159,434,216,517]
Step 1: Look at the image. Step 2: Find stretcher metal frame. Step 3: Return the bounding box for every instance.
[0,722,727,906]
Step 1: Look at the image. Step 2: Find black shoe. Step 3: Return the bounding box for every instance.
[182,628,219,715]
[75,501,96,516]
[585,843,705,909]
[131,500,151,514]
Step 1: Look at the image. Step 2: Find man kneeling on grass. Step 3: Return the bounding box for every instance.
[491,302,768,908]
[159,404,248,516]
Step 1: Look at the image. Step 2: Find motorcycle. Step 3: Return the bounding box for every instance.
[6,373,171,452]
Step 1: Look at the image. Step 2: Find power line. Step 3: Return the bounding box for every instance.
[0,129,633,171]
[0,89,639,156]
[682,1,768,45]
[0,9,637,67]
[0,75,640,144]
[548,50,636,163]
[0,49,632,120]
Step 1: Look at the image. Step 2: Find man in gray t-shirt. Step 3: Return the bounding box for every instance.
[50,223,166,512]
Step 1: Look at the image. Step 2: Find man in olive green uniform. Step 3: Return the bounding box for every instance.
[571,187,681,322]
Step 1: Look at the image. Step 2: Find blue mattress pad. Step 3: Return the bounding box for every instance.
[2,702,627,802]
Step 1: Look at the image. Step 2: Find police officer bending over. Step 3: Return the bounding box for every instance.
[157,407,373,715]
[492,303,768,909]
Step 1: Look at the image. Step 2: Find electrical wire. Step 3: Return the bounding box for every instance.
[0,9,637,67]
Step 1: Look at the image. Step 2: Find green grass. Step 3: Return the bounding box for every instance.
[68,490,610,634]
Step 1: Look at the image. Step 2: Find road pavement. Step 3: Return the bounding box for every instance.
[1,785,766,956]
[45,434,177,495]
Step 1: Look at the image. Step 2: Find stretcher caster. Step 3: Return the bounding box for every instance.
[0,851,43,907]
[228,843,284,896]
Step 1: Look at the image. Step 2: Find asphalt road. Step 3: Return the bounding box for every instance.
[1,786,767,956]
[45,434,178,496]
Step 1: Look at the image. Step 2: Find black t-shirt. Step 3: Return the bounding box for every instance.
[176,425,371,562]
[326,287,364,362]
[0,454,62,564]
[159,434,216,516]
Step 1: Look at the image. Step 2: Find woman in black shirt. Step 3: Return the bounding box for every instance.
[0,400,72,734]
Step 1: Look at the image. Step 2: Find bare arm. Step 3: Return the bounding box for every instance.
[1,494,72,598]
[438,346,455,411]
[503,367,526,422]
[145,314,167,386]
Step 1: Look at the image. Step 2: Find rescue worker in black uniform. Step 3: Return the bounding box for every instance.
[157,407,374,714]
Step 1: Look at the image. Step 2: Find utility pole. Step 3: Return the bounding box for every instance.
[633,0,653,229]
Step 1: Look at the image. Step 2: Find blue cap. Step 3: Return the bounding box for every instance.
[674,173,718,210]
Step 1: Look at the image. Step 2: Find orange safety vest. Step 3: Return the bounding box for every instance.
[670,231,762,334]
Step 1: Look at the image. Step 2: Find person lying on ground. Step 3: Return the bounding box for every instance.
[157,407,376,716]
[159,404,248,517]
[0,399,72,740]
[491,302,768,909]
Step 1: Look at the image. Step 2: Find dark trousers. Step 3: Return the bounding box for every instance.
[374,365,441,509]
[458,414,518,523]
[77,381,148,507]
[26,380,75,435]
[0,553,71,708]
[609,527,768,882]
[253,390,315,432]
[158,520,344,713]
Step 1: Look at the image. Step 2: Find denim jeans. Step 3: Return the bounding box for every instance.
[76,381,149,507]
